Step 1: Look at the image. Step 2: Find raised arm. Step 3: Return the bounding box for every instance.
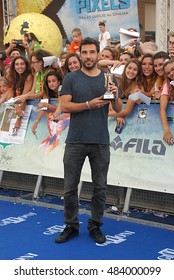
[31,110,45,134]
[160,95,173,145]
[110,99,136,118]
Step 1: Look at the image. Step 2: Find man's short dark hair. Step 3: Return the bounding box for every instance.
[80,37,100,53]
[99,21,105,27]
[153,51,170,60]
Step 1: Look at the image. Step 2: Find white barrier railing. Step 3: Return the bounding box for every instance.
[0,100,174,211]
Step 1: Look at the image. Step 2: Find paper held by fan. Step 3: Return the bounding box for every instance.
[128,91,151,105]
[110,65,125,78]
[43,56,60,67]
[38,99,49,110]
[119,28,140,47]
[4,97,20,105]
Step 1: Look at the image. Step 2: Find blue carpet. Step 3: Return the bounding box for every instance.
[1,187,174,226]
[0,200,174,260]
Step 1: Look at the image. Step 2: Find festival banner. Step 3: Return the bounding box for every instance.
[16,0,139,41]
[0,100,174,194]
[58,0,139,40]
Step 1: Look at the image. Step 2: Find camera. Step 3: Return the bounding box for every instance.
[13,39,23,45]
[0,50,7,61]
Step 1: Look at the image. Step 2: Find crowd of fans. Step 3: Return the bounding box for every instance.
[0,23,174,145]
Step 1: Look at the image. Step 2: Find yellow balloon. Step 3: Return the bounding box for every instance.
[4,13,62,57]
[17,0,53,14]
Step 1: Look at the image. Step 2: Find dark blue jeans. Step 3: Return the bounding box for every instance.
[63,143,110,230]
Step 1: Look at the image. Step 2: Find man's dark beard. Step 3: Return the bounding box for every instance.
[82,59,97,70]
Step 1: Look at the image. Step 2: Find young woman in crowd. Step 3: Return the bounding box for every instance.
[14,49,53,104]
[160,59,174,145]
[0,76,12,97]
[31,71,70,153]
[59,51,69,67]
[109,58,142,127]
[62,52,82,77]
[31,70,62,133]
[139,53,157,98]
[153,51,170,99]
[2,65,11,83]
[0,76,13,106]
[9,55,33,134]
[27,32,41,52]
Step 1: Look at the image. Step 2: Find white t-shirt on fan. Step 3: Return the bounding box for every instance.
[99,31,111,51]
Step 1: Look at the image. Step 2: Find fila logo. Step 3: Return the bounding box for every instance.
[110,136,166,156]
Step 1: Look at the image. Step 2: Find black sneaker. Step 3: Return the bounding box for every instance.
[55,226,79,243]
[89,227,106,244]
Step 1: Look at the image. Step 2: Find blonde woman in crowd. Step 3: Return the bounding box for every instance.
[109,58,142,128]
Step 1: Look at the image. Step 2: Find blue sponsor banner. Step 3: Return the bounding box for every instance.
[108,102,174,193]
[58,0,139,40]
[0,100,174,194]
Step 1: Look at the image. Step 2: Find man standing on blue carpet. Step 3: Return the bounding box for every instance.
[54,37,122,244]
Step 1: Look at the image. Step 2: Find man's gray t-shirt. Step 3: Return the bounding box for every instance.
[61,69,110,144]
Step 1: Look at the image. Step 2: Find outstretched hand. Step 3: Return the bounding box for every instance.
[163,130,174,145]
